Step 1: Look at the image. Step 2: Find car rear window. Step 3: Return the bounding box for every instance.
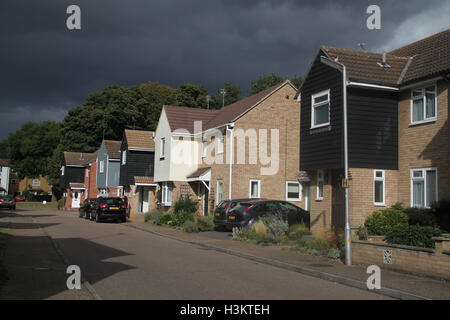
[216,201,228,210]
[103,198,124,205]
[230,203,253,214]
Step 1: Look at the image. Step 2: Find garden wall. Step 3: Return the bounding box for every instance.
[352,237,450,280]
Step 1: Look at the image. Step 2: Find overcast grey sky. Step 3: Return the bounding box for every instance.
[0,0,449,140]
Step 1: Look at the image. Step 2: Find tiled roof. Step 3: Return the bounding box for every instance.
[64,152,97,166]
[124,130,155,150]
[134,176,155,184]
[69,183,86,189]
[389,29,450,83]
[163,81,294,134]
[0,159,10,167]
[321,46,411,85]
[103,140,122,159]
[164,106,219,134]
[319,29,450,86]
[187,167,211,179]
[204,82,291,130]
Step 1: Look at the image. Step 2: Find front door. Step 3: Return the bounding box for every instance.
[142,187,149,213]
[72,191,81,208]
[203,184,209,216]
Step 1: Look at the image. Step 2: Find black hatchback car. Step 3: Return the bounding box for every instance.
[91,197,127,223]
[213,198,263,230]
[79,198,98,219]
[225,200,309,229]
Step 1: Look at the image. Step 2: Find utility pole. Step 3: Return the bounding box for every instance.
[219,89,226,108]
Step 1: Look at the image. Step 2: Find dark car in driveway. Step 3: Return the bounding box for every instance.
[213,198,263,230]
[225,200,309,229]
[79,198,98,219]
[0,196,16,210]
[91,197,127,223]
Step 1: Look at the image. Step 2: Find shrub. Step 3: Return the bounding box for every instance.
[173,195,198,214]
[57,198,65,210]
[232,227,245,240]
[403,207,436,227]
[182,220,199,233]
[390,202,405,211]
[327,248,342,259]
[288,224,312,240]
[196,215,215,232]
[357,225,369,240]
[252,220,267,238]
[156,213,176,226]
[364,209,408,235]
[145,210,165,223]
[430,200,450,232]
[261,215,289,239]
[385,225,442,248]
[174,211,194,226]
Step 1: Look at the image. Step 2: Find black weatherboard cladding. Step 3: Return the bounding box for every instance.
[300,50,344,170]
[119,136,155,186]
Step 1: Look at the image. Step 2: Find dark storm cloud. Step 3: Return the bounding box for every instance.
[0,0,449,139]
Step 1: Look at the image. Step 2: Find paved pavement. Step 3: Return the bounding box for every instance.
[0,208,395,300]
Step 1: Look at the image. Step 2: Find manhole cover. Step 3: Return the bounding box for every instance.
[308,264,333,268]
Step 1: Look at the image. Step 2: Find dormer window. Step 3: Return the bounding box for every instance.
[411,85,436,124]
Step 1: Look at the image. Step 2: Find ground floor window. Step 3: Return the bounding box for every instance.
[374,170,385,206]
[316,169,324,200]
[161,182,172,206]
[286,181,301,202]
[249,179,261,198]
[411,168,437,208]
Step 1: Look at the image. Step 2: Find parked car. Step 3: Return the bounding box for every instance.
[225,200,310,229]
[79,198,98,219]
[213,198,264,230]
[90,197,127,223]
[0,196,16,210]
[15,195,25,202]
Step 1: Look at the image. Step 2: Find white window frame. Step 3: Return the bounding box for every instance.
[122,150,126,165]
[99,160,104,173]
[217,136,224,155]
[160,138,166,159]
[61,166,65,176]
[311,89,331,129]
[316,169,324,201]
[216,179,223,204]
[86,168,89,178]
[249,179,261,199]
[32,179,40,187]
[161,182,172,206]
[373,170,385,206]
[410,84,437,125]
[410,168,438,208]
[286,181,302,202]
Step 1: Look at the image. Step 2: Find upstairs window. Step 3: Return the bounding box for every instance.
[411,85,436,124]
[122,151,126,165]
[249,179,261,199]
[311,89,330,128]
[217,136,224,154]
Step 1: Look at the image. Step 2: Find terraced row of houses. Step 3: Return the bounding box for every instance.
[60,30,450,235]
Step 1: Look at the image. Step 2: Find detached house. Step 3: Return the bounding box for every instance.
[298,29,450,234]
[96,140,122,197]
[60,152,97,209]
[119,129,156,217]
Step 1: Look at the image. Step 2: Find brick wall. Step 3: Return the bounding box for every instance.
[201,84,301,210]
[87,161,99,199]
[398,80,450,206]
[352,239,450,280]
[307,169,333,235]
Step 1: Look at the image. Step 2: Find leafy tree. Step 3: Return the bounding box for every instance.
[0,138,8,158]
[139,81,177,130]
[7,121,60,179]
[176,83,209,108]
[249,74,304,95]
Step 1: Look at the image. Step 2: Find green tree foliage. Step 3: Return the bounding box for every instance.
[175,83,209,108]
[7,121,60,179]
[139,81,177,130]
[249,74,303,95]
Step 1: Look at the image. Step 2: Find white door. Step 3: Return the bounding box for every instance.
[142,187,149,213]
[72,191,81,208]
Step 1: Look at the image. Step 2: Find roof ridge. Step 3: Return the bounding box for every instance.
[321,45,410,59]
